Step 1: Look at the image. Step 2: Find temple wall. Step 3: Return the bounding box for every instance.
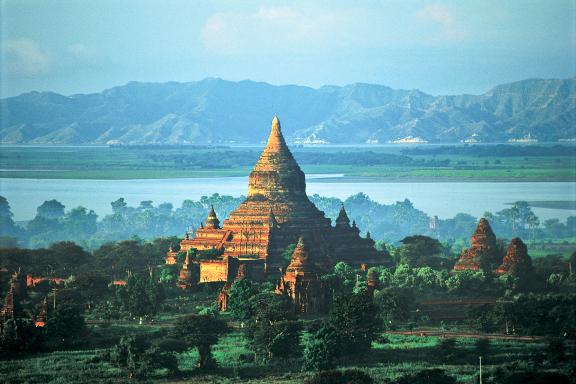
[199,260,228,282]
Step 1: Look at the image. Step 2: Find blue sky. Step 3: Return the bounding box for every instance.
[1,0,575,97]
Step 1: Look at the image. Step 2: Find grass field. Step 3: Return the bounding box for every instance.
[0,325,554,384]
[1,145,574,181]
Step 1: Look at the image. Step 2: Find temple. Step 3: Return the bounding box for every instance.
[169,116,390,284]
[453,218,498,272]
[496,238,533,276]
[275,236,331,313]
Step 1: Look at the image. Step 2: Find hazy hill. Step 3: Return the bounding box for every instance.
[1,77,574,144]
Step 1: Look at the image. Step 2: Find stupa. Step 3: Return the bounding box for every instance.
[275,236,331,313]
[453,218,498,272]
[496,237,533,276]
[169,116,390,283]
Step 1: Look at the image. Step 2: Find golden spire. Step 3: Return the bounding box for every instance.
[248,116,306,199]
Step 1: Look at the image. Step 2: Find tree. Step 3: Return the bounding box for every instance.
[0,319,42,354]
[245,291,302,361]
[36,200,65,220]
[227,278,256,321]
[45,305,86,347]
[49,241,90,273]
[250,319,302,361]
[68,271,109,310]
[63,207,97,239]
[172,314,228,369]
[110,335,178,379]
[0,196,23,239]
[374,287,415,327]
[303,325,341,371]
[396,235,442,267]
[118,274,165,318]
[330,293,381,355]
[111,198,128,215]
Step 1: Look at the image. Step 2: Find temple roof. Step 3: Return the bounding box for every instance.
[287,236,314,271]
[248,116,306,199]
[335,204,350,227]
[474,218,496,238]
[205,205,220,229]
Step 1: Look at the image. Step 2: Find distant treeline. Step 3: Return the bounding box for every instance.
[402,144,576,157]
[152,151,450,168]
[1,193,574,251]
[112,144,230,150]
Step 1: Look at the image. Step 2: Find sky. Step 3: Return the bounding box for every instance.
[1,0,575,98]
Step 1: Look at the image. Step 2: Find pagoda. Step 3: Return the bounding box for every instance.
[275,236,331,314]
[170,116,390,283]
[453,218,498,272]
[496,238,533,276]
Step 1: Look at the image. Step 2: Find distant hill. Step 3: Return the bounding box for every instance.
[1,77,574,144]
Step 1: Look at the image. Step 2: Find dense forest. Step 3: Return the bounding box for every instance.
[1,194,574,251]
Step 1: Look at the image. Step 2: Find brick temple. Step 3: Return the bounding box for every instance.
[453,218,498,272]
[170,116,390,284]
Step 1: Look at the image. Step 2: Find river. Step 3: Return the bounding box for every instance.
[1,175,575,222]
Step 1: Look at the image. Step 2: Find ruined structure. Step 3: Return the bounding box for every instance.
[35,297,48,327]
[169,117,390,284]
[366,269,379,296]
[217,265,247,312]
[496,238,533,276]
[453,218,498,272]
[1,274,23,322]
[177,251,198,289]
[275,236,331,314]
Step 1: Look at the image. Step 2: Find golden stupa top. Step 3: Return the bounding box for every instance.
[252,116,300,172]
[248,116,306,199]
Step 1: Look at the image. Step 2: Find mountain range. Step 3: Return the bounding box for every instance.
[1,77,574,144]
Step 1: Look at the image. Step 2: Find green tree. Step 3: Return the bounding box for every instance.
[227,278,256,321]
[172,314,228,370]
[0,196,23,239]
[330,293,381,355]
[119,274,165,318]
[36,199,65,220]
[68,271,109,310]
[110,335,178,379]
[303,325,341,371]
[63,207,97,239]
[374,287,415,328]
[396,235,442,267]
[45,305,86,347]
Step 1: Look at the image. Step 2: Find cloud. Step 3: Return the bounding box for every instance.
[67,43,97,61]
[201,6,353,54]
[2,38,52,76]
[416,4,465,41]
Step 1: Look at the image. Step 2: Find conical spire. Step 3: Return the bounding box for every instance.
[248,116,306,199]
[288,236,312,267]
[335,204,350,227]
[471,218,496,249]
[205,205,220,229]
[497,237,532,276]
[183,250,191,269]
